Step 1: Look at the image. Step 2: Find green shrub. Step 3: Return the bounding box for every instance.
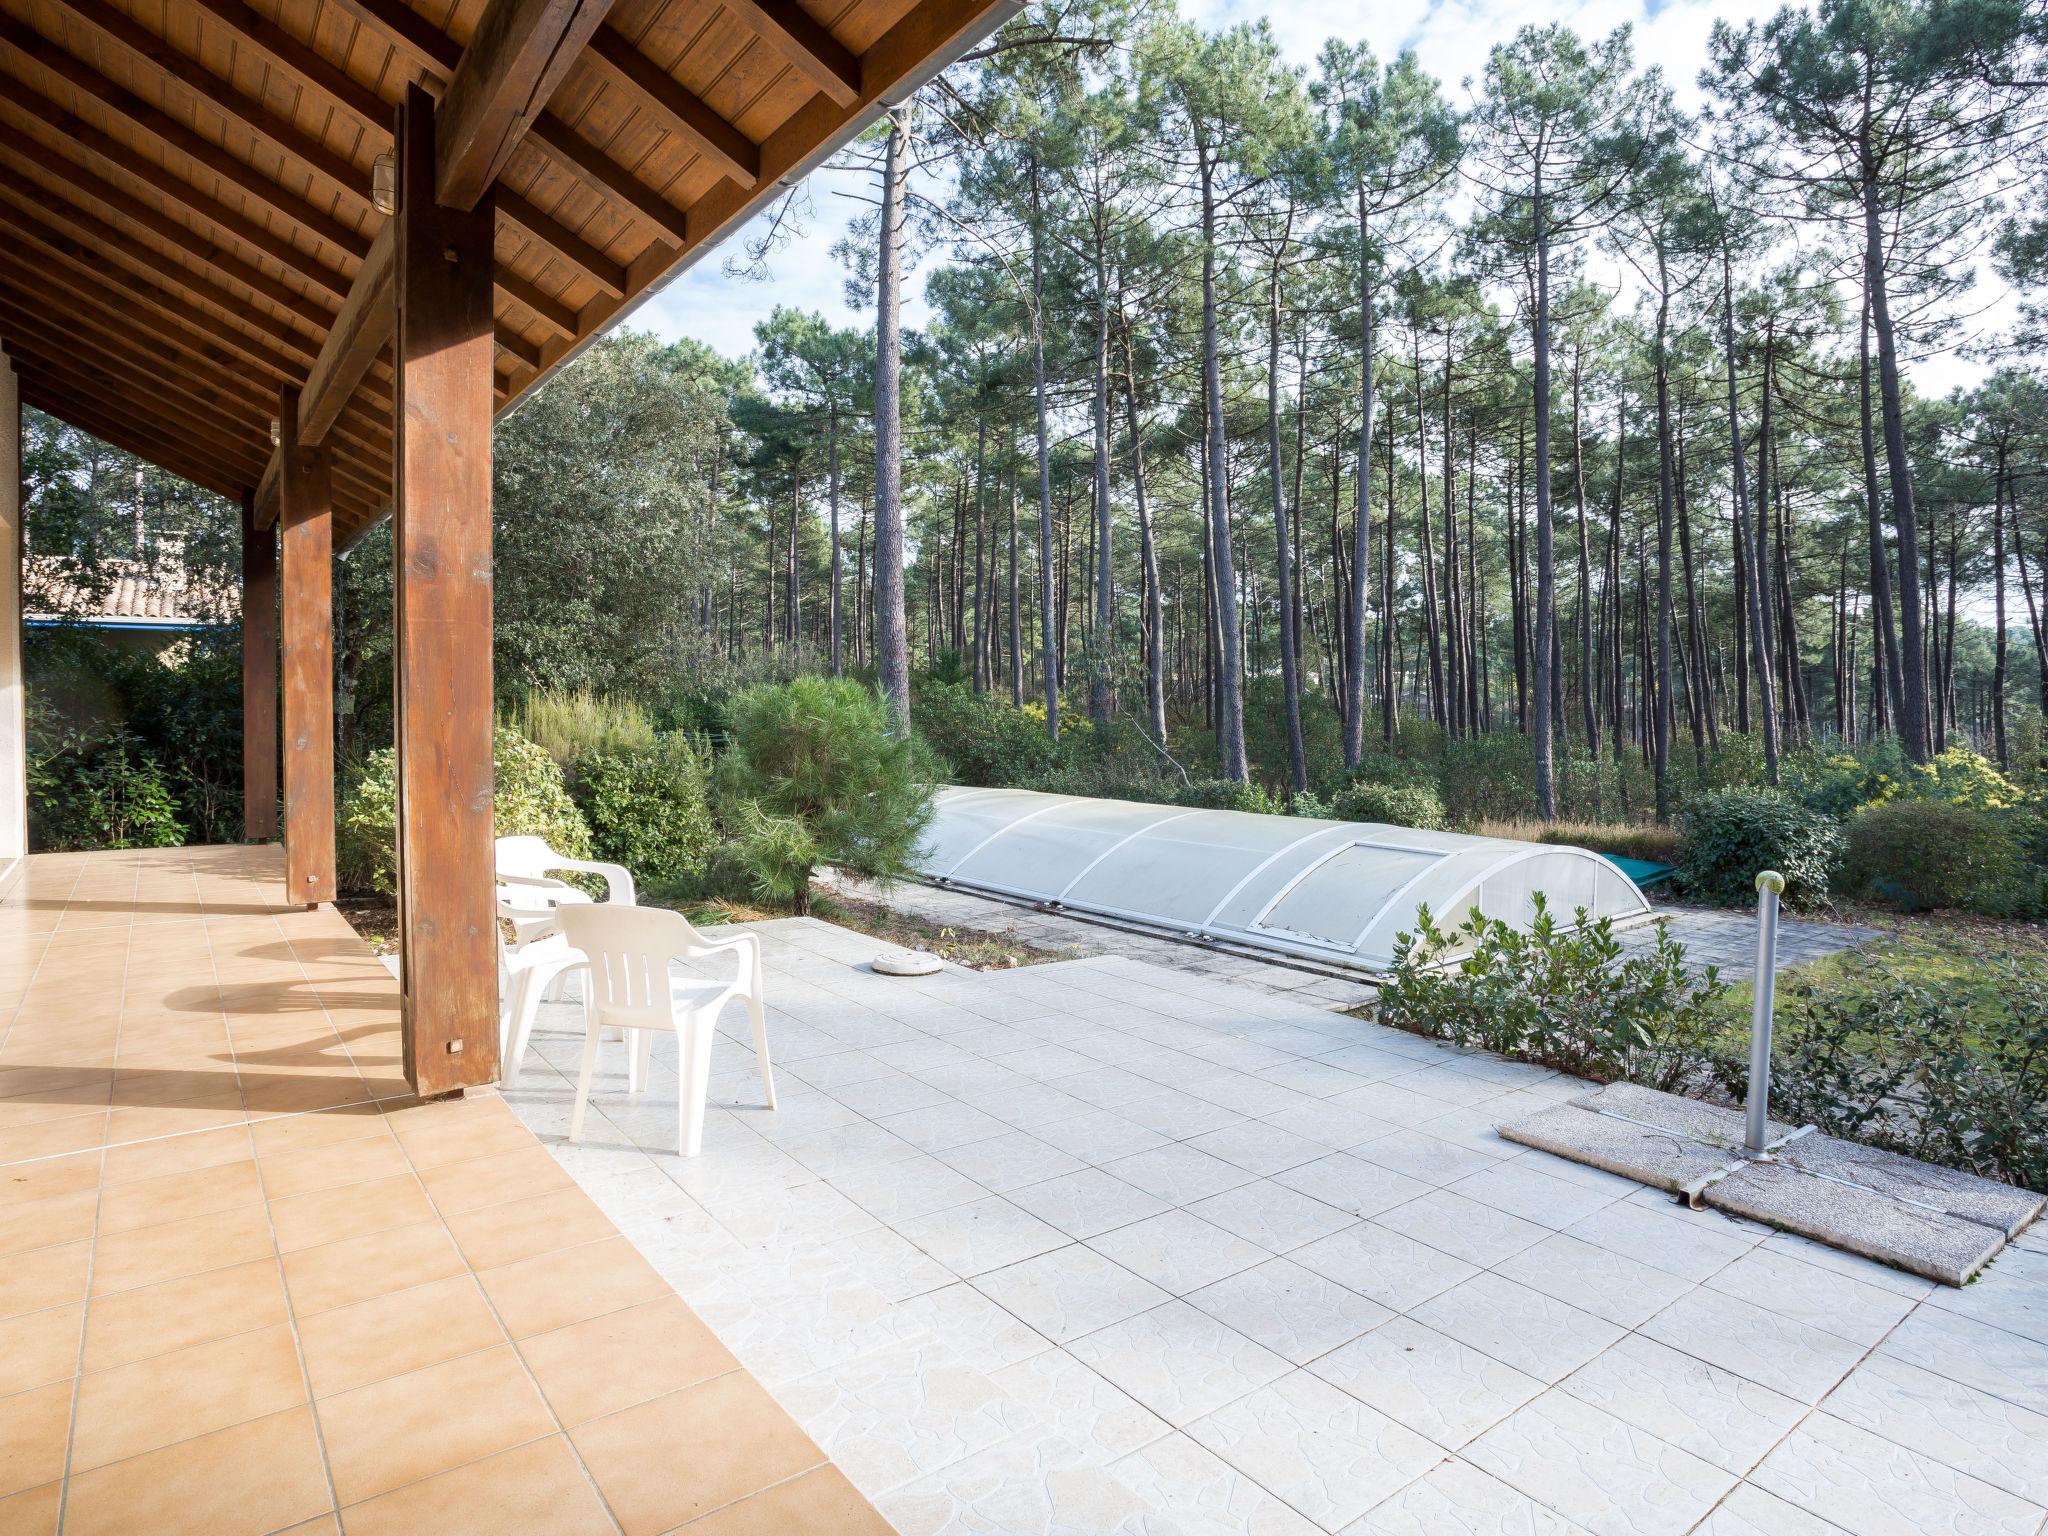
[338,727,590,897]
[1375,897,1729,1089]
[1676,789,1842,909]
[910,682,1059,787]
[577,734,716,889]
[716,677,936,914]
[1840,800,2021,912]
[1437,733,1540,824]
[1737,961,2048,1191]
[28,727,185,850]
[1330,780,1448,830]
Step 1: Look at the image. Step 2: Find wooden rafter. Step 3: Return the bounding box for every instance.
[585,26,758,188]
[435,0,617,209]
[721,0,859,106]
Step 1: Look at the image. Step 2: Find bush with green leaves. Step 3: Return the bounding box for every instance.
[1839,799,2019,912]
[1676,789,1843,909]
[1330,779,1448,830]
[1732,961,2048,1192]
[576,734,716,890]
[337,727,590,897]
[910,682,1060,787]
[1375,897,1729,1089]
[28,725,185,850]
[715,676,936,914]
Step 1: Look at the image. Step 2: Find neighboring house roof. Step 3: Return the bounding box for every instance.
[24,557,237,631]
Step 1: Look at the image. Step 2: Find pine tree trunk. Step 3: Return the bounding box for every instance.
[872,108,911,729]
[1268,255,1306,791]
[1200,152,1247,781]
[1029,156,1059,740]
[1720,246,1777,780]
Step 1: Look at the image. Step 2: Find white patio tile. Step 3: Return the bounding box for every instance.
[1706,1247,1923,1347]
[1188,1179,1360,1253]
[1101,1142,1260,1206]
[1493,1233,1695,1329]
[1310,1316,1544,1451]
[1384,1064,1514,1108]
[1756,1229,1939,1301]
[933,1129,1090,1193]
[1068,1301,1292,1426]
[1186,1369,1442,1530]
[1464,1390,1735,1536]
[1352,1127,1511,1187]
[704,1172,882,1247]
[972,1244,1171,1345]
[1290,1221,1480,1312]
[1187,1257,1392,1366]
[1443,1160,1624,1230]
[1007,1167,1172,1240]
[1262,1100,1400,1151]
[1271,1151,1435,1219]
[1560,1334,1806,1474]
[1693,1484,1853,1535]
[878,1434,1160,1536]
[1086,1209,1272,1296]
[1750,1412,2045,1536]
[878,1099,1017,1154]
[900,1195,1072,1278]
[1346,1457,1590,1534]
[991,1349,1173,1464]
[1329,1080,1466,1129]
[1410,1272,1623,1384]
[1823,1353,2048,1506]
[1026,1107,1172,1163]
[963,1079,1096,1133]
[1185,1119,1334,1176]
[897,1281,1055,1374]
[1925,1245,2048,1346]
[827,1151,993,1226]
[1116,1088,1248,1139]
[1880,1308,2048,1415]
[1374,1189,1551,1268]
[1564,1198,1760,1283]
[1110,1431,1325,1536]
[1641,1287,1868,1403]
[781,1337,1024,1495]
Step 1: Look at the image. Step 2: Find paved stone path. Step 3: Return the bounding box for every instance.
[503,921,2048,1536]
[828,873,1882,1005]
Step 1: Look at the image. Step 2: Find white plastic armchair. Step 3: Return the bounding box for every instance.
[557,905,776,1157]
[494,835,636,954]
[495,896,587,1086]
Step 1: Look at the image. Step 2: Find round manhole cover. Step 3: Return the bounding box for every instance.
[872,950,944,977]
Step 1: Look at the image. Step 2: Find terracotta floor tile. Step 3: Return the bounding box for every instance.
[0,1150,100,1210]
[0,1112,106,1164]
[0,1304,83,1397]
[299,1273,505,1397]
[338,1434,615,1536]
[249,1103,391,1161]
[396,1113,534,1171]
[570,1375,825,1536]
[81,1258,290,1373]
[61,1406,332,1536]
[444,1186,616,1272]
[678,1466,895,1535]
[257,1132,411,1201]
[90,1205,273,1295]
[0,1382,71,1500]
[518,1294,739,1427]
[239,1074,373,1117]
[0,1480,59,1536]
[476,1235,670,1339]
[70,1321,306,1471]
[0,1192,95,1259]
[267,1172,435,1253]
[417,1142,575,1217]
[96,1158,264,1235]
[0,1095,104,1137]
[280,1220,467,1316]
[100,1123,252,1186]
[0,1241,89,1321]
[315,1344,557,1506]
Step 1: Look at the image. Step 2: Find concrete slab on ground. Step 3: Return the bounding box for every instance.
[1498,1082,2043,1286]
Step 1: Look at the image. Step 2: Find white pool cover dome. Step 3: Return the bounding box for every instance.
[916,787,1654,973]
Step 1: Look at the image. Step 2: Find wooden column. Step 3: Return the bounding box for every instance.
[393,83,499,1096]
[240,491,279,842]
[279,387,335,902]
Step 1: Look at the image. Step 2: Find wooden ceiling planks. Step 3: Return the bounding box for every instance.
[3,0,1016,542]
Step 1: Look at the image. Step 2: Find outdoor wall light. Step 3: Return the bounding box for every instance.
[372,152,398,216]
[268,418,281,448]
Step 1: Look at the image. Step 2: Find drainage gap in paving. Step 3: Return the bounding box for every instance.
[1498,1081,2044,1286]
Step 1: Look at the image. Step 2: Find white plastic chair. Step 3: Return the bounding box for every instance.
[496,895,587,1086]
[558,905,777,1156]
[495,835,636,949]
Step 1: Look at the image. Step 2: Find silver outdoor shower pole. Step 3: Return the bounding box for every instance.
[1745,869,1785,1154]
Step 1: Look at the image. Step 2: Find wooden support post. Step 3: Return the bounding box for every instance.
[393,84,499,1096]
[279,387,335,901]
[240,490,278,841]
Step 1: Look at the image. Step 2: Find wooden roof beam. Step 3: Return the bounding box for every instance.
[0,24,370,261]
[182,0,389,126]
[436,0,617,209]
[497,188,627,296]
[586,28,758,188]
[0,297,276,424]
[0,92,352,301]
[18,370,264,494]
[720,0,859,108]
[0,327,269,467]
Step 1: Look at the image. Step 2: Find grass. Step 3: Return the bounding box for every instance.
[812,892,1081,970]
[1474,817,1681,864]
